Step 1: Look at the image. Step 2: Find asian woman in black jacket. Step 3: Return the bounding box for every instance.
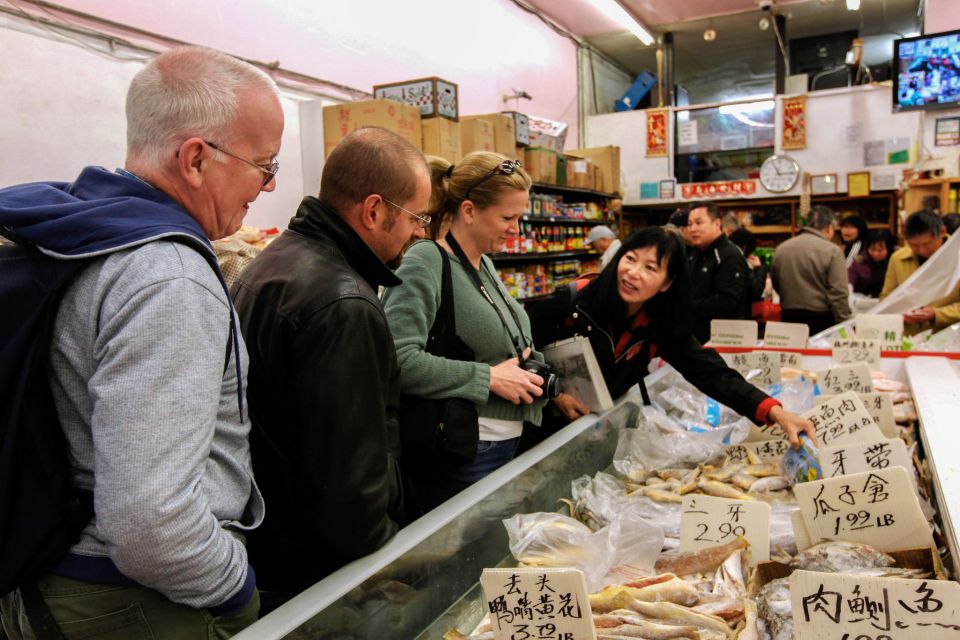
[530,226,814,446]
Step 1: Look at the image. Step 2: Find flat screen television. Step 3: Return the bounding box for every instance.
[894,29,960,112]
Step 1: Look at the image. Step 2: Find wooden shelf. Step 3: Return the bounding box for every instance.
[746,225,793,234]
[522,215,610,225]
[531,182,619,199]
[490,250,595,265]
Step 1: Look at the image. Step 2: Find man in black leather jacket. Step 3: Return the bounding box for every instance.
[231,127,432,608]
[686,202,749,343]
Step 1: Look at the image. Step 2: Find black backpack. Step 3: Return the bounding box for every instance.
[0,239,95,606]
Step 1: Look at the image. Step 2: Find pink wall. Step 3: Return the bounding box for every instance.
[48,0,580,146]
[926,0,960,33]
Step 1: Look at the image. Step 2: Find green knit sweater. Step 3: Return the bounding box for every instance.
[382,240,545,425]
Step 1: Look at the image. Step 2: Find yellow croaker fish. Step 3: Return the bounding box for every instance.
[692,597,744,624]
[594,610,700,639]
[642,487,683,504]
[654,537,750,576]
[626,468,654,483]
[748,475,791,493]
[590,577,700,612]
[658,468,693,481]
[679,468,701,495]
[730,472,758,491]
[738,598,762,640]
[627,600,735,638]
[703,463,744,482]
[742,463,779,478]
[697,479,754,501]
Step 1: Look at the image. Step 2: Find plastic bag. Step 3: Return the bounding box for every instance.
[770,377,817,414]
[916,323,960,352]
[503,510,663,591]
[782,434,821,485]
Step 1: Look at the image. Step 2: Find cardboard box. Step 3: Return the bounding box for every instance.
[570,157,593,189]
[460,118,496,155]
[421,118,461,163]
[373,76,458,120]
[567,146,621,195]
[502,111,530,146]
[527,115,568,153]
[322,100,422,158]
[461,114,516,159]
[524,147,557,184]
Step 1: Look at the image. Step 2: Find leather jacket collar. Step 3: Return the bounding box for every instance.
[289,196,401,289]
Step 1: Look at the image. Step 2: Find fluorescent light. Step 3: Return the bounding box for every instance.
[588,0,655,45]
[846,0,860,10]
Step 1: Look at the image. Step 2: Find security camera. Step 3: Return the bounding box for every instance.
[758,0,773,10]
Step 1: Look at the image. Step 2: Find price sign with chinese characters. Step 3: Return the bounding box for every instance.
[793,467,934,552]
[816,363,874,394]
[725,351,782,389]
[857,313,904,350]
[480,568,596,640]
[763,321,809,349]
[817,393,897,438]
[832,339,881,366]
[802,391,885,446]
[726,438,791,463]
[709,320,758,346]
[790,570,960,640]
[680,495,771,565]
[820,438,915,489]
[765,349,803,368]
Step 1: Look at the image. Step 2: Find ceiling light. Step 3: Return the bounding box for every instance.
[846,0,860,10]
[587,0,655,45]
[704,29,717,41]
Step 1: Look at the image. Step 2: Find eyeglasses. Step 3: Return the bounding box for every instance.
[205,140,279,187]
[464,159,522,201]
[383,198,432,229]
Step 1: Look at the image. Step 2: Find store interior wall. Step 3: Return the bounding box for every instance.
[578,47,632,145]
[2,0,579,230]
[926,0,960,34]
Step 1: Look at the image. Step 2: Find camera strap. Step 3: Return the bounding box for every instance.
[446,231,527,359]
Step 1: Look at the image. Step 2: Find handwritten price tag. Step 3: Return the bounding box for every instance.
[816,363,874,394]
[726,438,792,463]
[790,570,960,640]
[680,494,770,565]
[857,313,904,350]
[816,392,897,438]
[832,339,881,365]
[793,467,933,552]
[802,391,885,446]
[725,351,782,389]
[709,319,758,346]
[820,438,916,488]
[764,321,809,348]
[765,349,803,368]
[480,568,595,640]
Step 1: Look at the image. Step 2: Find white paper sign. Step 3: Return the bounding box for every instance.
[725,351,782,389]
[790,570,960,640]
[765,349,803,368]
[791,509,813,552]
[678,120,698,146]
[817,392,897,438]
[726,438,792,463]
[680,494,771,565]
[820,438,915,489]
[802,391,885,446]
[763,321,809,348]
[857,313,904,350]
[710,320,758,346]
[793,467,934,552]
[832,339,881,366]
[480,568,595,640]
[816,363,874,394]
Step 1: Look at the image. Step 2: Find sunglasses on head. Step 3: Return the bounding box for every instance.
[464,159,522,201]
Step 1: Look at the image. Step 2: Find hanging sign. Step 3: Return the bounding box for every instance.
[480,568,596,640]
[781,95,807,150]
[645,108,669,157]
[681,179,757,200]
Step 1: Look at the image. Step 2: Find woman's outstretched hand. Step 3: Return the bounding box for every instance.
[768,405,816,448]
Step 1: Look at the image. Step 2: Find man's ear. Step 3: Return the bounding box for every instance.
[358,194,381,231]
[177,137,207,188]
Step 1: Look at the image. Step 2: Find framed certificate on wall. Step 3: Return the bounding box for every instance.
[847,171,871,197]
[811,174,838,195]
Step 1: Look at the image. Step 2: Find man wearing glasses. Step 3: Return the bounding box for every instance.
[0,47,282,636]
[231,127,431,609]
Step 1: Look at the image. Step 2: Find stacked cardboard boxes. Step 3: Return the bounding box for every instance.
[322,99,422,158]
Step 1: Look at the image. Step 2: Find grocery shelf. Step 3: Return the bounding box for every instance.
[521,215,611,225]
[489,249,595,265]
[531,182,620,199]
[746,225,793,234]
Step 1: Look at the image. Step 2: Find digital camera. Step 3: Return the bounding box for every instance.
[521,357,561,399]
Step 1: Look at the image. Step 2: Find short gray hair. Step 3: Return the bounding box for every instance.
[806,205,837,231]
[126,46,279,169]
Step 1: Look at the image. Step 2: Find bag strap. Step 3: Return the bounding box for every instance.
[638,341,652,406]
[446,232,526,359]
[424,241,456,353]
[21,582,65,640]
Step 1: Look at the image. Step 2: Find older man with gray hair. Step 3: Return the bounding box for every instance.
[0,46,282,637]
[585,225,621,269]
[772,205,852,334]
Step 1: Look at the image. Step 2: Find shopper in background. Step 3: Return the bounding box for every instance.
[585,224,621,269]
[720,212,741,236]
[772,205,852,334]
[686,201,750,343]
[881,209,960,334]
[839,214,869,268]
[943,212,960,235]
[383,152,548,515]
[729,227,767,305]
[0,46,281,637]
[231,128,430,608]
[530,226,814,447]
[666,208,692,246]
[848,229,894,298]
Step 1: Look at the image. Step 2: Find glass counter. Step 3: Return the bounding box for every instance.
[233,397,642,640]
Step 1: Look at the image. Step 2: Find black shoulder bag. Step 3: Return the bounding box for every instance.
[398,242,479,466]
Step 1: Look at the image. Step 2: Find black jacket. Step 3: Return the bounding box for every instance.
[688,234,749,343]
[528,282,774,424]
[232,197,405,592]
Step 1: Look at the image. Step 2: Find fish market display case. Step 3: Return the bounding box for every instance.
[235,351,960,639]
